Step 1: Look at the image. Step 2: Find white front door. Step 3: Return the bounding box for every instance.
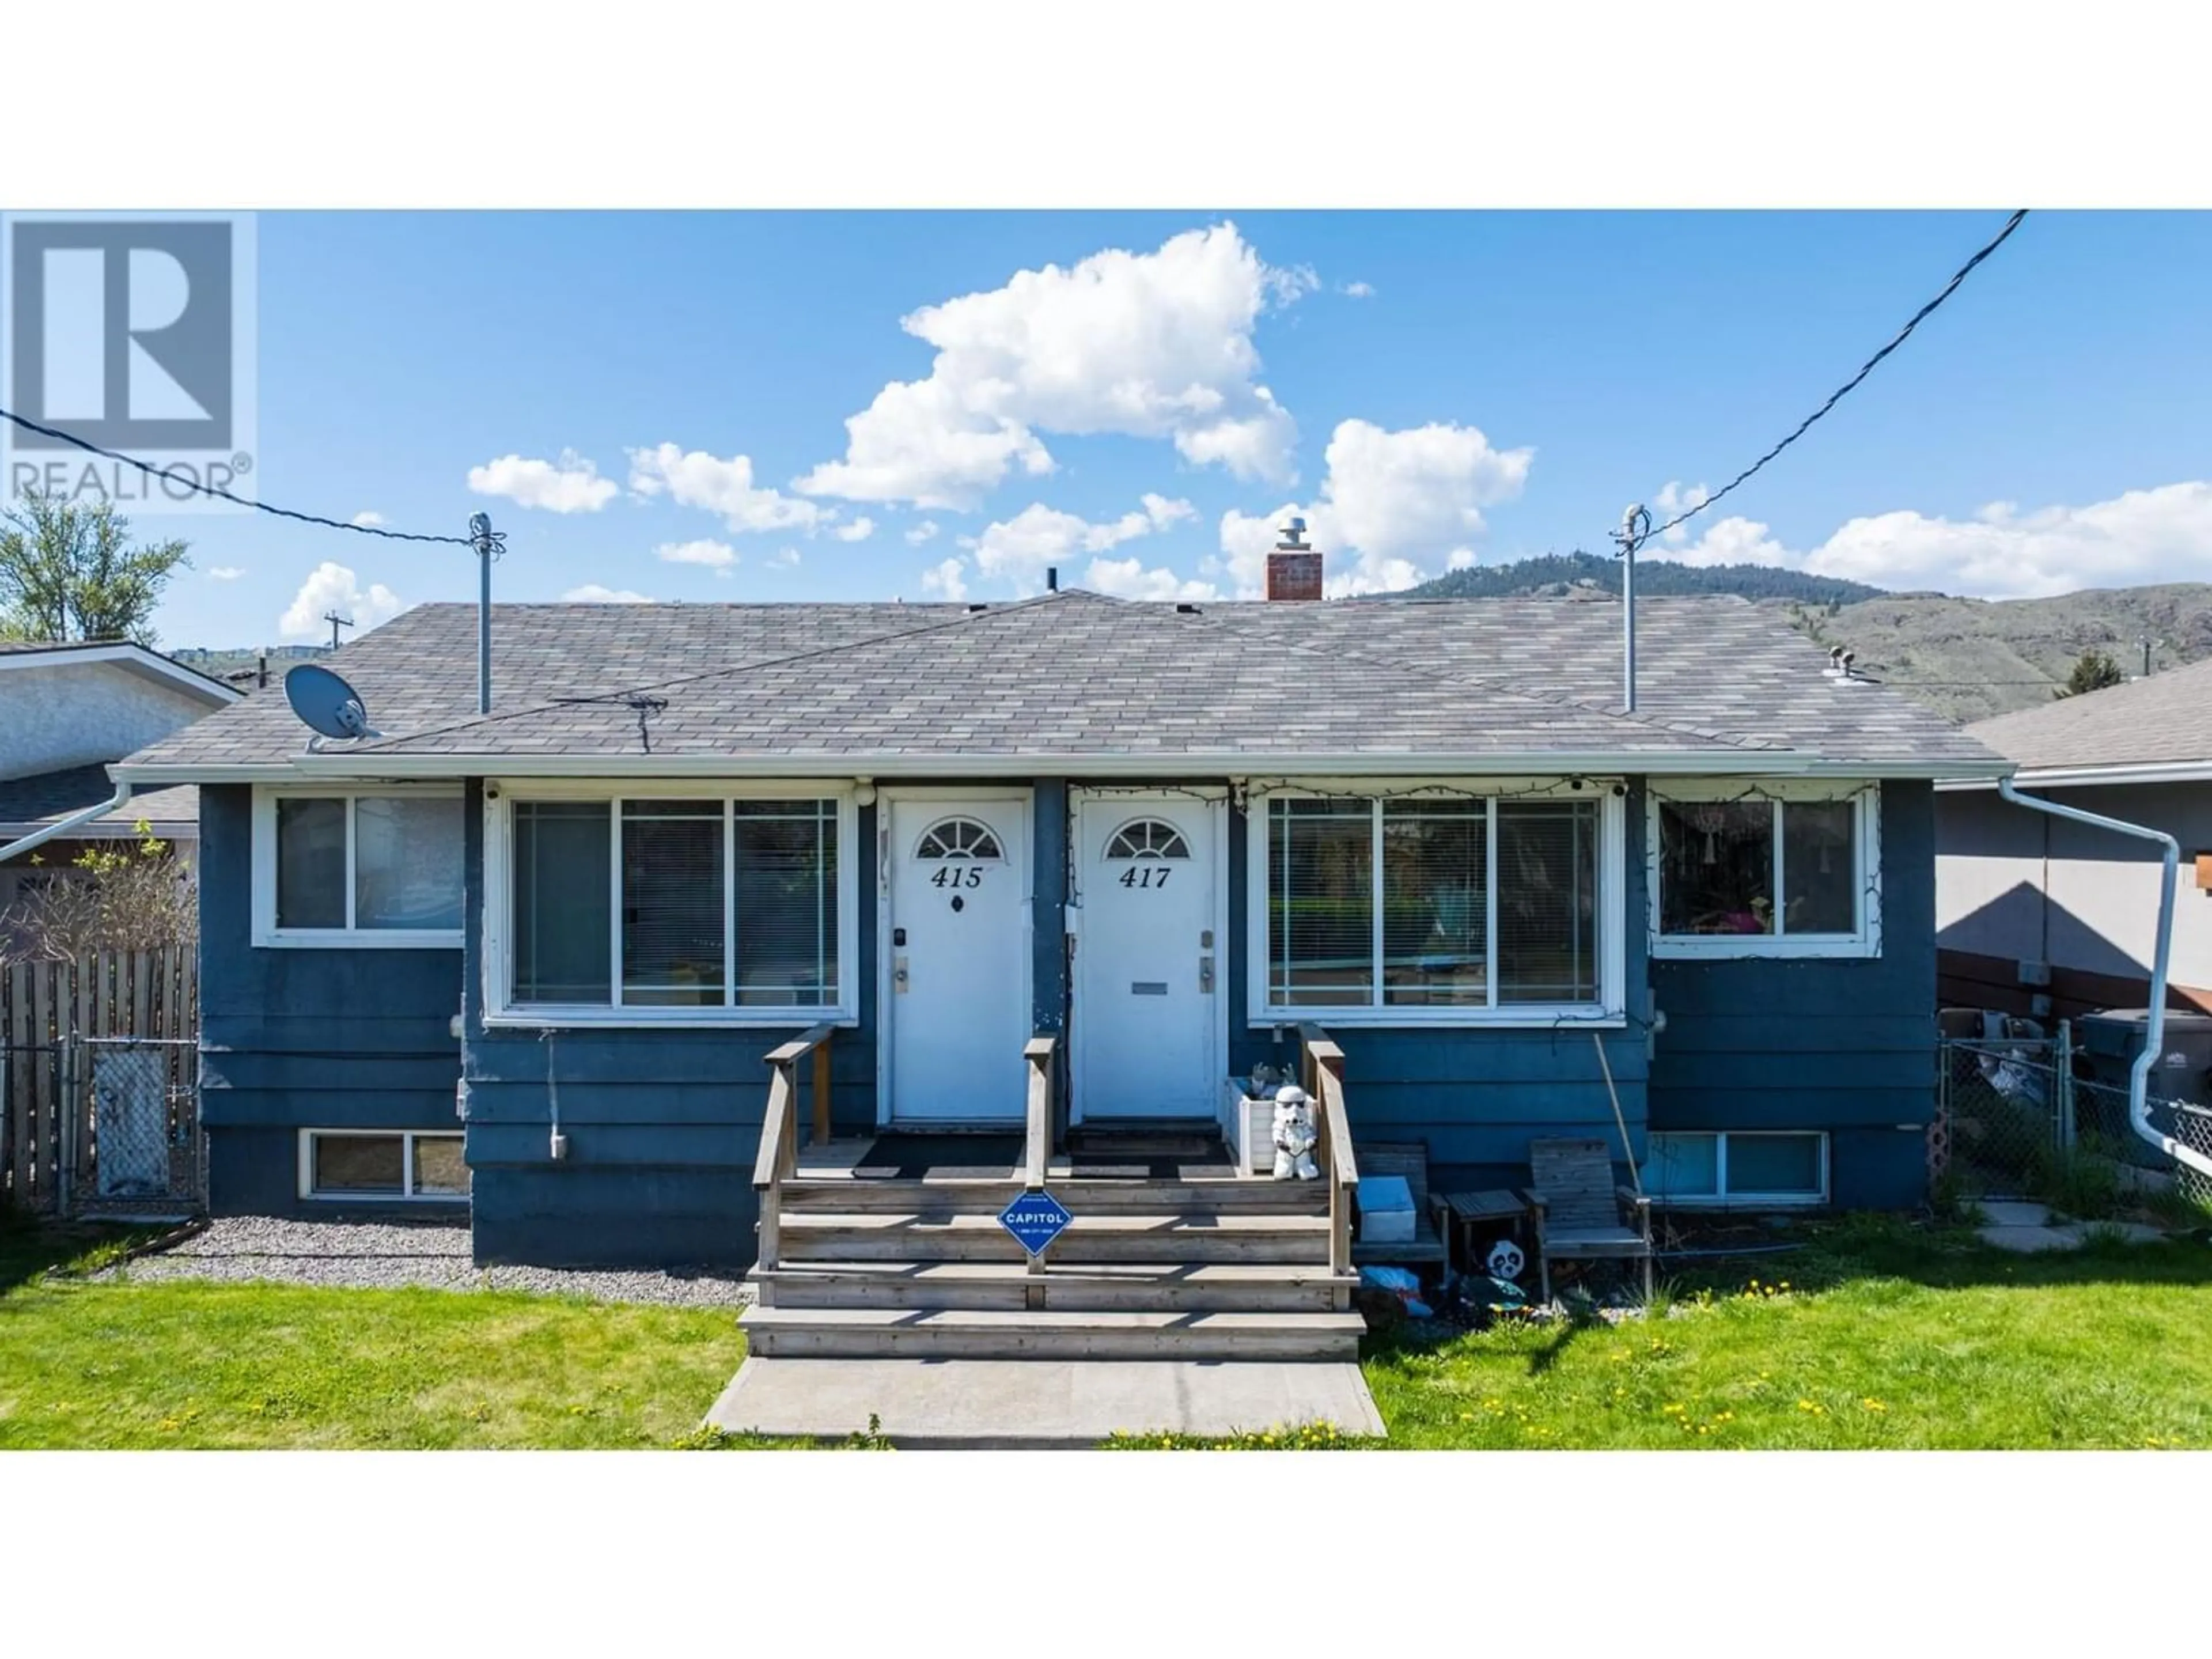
[884,793,1031,1124]
[1071,793,1221,1120]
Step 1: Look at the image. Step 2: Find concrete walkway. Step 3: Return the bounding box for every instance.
[1975,1200,2165,1253]
[706,1357,1387,1448]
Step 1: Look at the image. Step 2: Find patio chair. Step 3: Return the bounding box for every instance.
[1350,1141,1449,1271]
[1525,1137,1654,1304]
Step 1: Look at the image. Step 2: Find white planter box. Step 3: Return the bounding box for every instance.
[1219,1081,1278,1176]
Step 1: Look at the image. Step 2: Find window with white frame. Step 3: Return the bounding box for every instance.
[1650,783,1879,957]
[1639,1130,1828,1205]
[255,788,464,945]
[499,793,847,1019]
[1255,790,1612,1020]
[300,1130,469,1200]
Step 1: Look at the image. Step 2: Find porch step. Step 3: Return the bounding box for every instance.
[778,1176,1328,1214]
[739,1305,1366,1362]
[1065,1123,1225,1160]
[753,1260,1354,1313]
[775,1210,1333,1265]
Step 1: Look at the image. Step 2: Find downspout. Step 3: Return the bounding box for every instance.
[1996,777,2212,1179]
[0,780,132,864]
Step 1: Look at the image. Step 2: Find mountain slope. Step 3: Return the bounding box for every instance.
[1401,551,1884,607]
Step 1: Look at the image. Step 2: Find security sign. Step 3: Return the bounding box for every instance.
[999,1189,1073,1256]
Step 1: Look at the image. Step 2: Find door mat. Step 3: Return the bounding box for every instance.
[851,1135,1025,1180]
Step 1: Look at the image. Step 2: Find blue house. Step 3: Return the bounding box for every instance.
[113,539,1997,1294]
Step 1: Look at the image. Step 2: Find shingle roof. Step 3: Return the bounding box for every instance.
[1965,656,2212,772]
[118,591,1999,776]
[0,763,198,832]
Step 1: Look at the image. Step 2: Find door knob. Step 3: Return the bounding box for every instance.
[1199,955,1215,993]
[893,955,910,993]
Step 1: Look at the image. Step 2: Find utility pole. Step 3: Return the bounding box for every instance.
[323,611,353,650]
[1611,504,1652,714]
[2139,634,2161,679]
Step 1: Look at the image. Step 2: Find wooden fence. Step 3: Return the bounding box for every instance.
[1,949,198,1214]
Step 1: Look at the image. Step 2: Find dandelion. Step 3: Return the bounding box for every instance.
[1861,1398,1887,1413]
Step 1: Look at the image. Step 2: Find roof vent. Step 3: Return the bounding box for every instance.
[1175,601,1200,615]
[1824,645,1863,683]
[966,603,989,613]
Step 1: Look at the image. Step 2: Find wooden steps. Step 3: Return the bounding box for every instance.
[755,1259,1351,1312]
[774,1210,1334,1265]
[778,1176,1326,1213]
[740,1306,1366,1361]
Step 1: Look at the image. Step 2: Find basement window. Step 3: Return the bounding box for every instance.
[1639,1131,1827,1206]
[300,1130,469,1202]
[253,787,465,947]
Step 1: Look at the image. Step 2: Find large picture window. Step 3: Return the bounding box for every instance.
[499,793,846,1020]
[1258,790,1610,1021]
[1651,785,1880,958]
[255,788,464,946]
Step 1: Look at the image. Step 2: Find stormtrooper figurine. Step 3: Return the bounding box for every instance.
[1270,1085,1321,1181]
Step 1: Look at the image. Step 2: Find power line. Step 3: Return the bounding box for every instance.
[1652,210,2031,540]
[0,403,474,546]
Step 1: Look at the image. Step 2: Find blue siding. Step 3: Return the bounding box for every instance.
[1226,789,1654,1195]
[460,787,878,1267]
[1649,780,1938,1209]
[198,785,463,1217]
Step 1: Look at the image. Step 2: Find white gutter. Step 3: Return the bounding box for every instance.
[1941,759,2212,792]
[111,751,1999,786]
[1996,776,2212,1180]
[0,780,133,864]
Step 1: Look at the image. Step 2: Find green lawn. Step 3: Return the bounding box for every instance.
[5,1215,2210,1449]
[1363,1216,2212,1450]
[0,1225,744,1450]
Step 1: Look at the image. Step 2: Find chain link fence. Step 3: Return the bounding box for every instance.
[1934,1029,2206,1217]
[70,1036,203,1219]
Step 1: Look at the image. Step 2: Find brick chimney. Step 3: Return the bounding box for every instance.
[1266,516,1323,601]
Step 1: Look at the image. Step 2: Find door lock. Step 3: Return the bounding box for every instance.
[1199,955,1215,993]
[893,955,910,993]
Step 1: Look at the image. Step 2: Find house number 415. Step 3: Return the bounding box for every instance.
[930,866,983,888]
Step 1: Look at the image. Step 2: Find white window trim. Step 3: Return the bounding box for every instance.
[481,779,861,1029]
[1647,779,1883,960]
[1644,1130,1830,1207]
[298,1128,468,1202]
[252,784,466,949]
[1244,781,1627,1028]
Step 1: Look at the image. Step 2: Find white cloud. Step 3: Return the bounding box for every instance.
[769,548,801,569]
[1641,480,2212,599]
[1652,480,1711,545]
[278,562,403,642]
[831,516,877,543]
[1084,556,1221,603]
[906,520,941,544]
[349,511,385,528]
[1215,417,1534,596]
[920,556,969,602]
[1341,280,1376,299]
[627,443,825,535]
[466,449,618,513]
[797,222,1306,509]
[656,539,738,569]
[206,565,244,581]
[964,494,1196,593]
[1446,549,1478,571]
[563,584,655,603]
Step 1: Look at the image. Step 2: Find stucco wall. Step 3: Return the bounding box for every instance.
[0,664,219,781]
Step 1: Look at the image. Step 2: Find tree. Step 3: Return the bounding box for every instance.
[2054,649,2126,699]
[0,821,196,964]
[0,491,190,645]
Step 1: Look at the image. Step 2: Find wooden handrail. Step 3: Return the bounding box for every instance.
[752,1022,836,1277]
[1022,1036,1056,1192]
[1297,1022,1359,1278]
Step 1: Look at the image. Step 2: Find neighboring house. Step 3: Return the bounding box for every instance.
[1938,657,2212,1018]
[0,641,240,935]
[114,543,1998,1267]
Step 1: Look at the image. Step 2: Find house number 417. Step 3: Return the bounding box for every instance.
[1118,866,1171,888]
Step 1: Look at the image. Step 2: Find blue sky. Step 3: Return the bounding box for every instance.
[94,210,2212,647]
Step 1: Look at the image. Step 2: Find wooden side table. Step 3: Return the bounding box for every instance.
[1436,1188,1532,1278]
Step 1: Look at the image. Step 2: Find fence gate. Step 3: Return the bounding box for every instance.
[1933,1035,2069,1200]
[69,1036,204,1219]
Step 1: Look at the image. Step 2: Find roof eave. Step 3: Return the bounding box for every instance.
[1937,759,2208,791]
[115,749,1993,784]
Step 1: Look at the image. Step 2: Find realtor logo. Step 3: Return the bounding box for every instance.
[2,211,257,513]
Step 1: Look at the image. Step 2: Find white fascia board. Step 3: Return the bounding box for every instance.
[1939,759,2212,791]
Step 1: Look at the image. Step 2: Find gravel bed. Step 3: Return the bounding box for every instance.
[96,1216,754,1308]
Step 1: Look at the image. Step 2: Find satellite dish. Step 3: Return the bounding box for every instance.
[285,664,382,743]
